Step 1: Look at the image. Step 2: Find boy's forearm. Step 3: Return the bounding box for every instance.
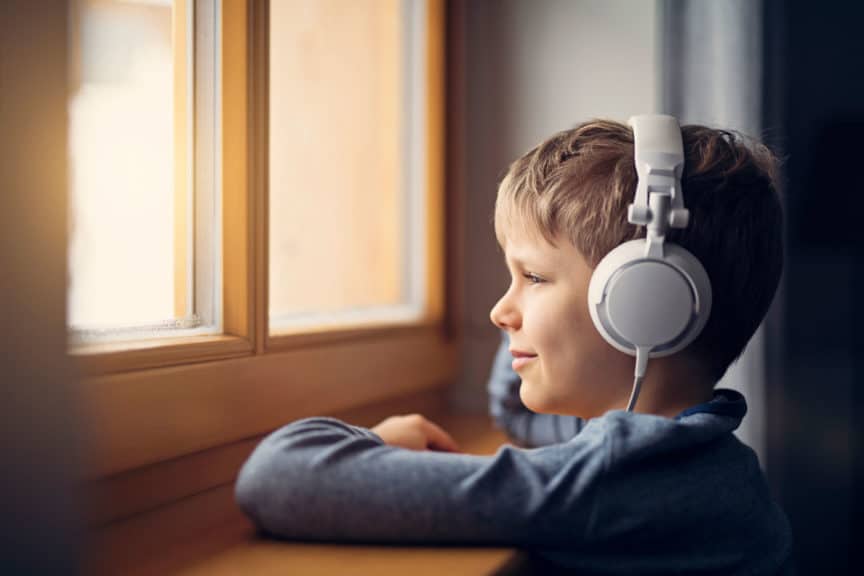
[234,416,593,544]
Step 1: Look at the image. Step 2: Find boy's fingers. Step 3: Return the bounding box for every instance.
[418,418,461,452]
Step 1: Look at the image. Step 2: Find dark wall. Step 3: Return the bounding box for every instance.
[0,1,83,573]
[763,1,864,573]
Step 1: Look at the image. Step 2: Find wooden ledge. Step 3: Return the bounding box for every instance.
[175,409,518,575]
[177,539,516,576]
[85,400,518,575]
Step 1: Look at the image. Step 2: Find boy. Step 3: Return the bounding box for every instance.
[236,117,792,574]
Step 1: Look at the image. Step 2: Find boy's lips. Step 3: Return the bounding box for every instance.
[510,349,538,371]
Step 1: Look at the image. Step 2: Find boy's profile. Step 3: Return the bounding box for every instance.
[236,117,792,574]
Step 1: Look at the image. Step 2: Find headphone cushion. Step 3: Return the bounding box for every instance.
[588,240,712,357]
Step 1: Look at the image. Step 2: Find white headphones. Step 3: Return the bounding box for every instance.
[587,115,712,411]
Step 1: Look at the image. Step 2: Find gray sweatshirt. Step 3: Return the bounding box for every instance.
[235,335,792,574]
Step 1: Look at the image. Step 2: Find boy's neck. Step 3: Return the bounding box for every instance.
[630,357,716,418]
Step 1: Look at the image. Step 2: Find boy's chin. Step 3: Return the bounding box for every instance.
[520,380,590,417]
[519,382,553,414]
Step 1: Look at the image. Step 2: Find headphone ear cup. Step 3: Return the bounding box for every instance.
[588,240,712,357]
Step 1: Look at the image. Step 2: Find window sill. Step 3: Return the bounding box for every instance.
[178,540,518,576]
[79,325,456,478]
[71,334,253,376]
[85,405,515,575]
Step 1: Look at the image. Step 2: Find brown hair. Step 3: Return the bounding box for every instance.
[495,119,784,382]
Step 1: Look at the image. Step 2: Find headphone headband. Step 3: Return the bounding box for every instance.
[627,115,690,236]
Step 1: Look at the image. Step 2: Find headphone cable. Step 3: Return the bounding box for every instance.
[626,347,650,412]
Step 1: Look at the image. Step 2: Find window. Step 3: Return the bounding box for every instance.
[67,0,220,345]
[268,0,428,331]
[70,0,451,481]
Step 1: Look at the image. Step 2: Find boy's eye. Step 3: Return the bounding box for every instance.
[522,272,545,285]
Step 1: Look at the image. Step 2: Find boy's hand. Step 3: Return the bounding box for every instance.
[371,414,461,453]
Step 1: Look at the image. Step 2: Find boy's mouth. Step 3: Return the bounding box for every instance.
[510,349,538,371]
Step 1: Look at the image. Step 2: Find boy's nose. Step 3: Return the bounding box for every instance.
[490,292,520,331]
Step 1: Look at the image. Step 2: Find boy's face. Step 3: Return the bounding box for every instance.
[490,222,631,418]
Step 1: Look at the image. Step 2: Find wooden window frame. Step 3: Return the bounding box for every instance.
[74,0,452,480]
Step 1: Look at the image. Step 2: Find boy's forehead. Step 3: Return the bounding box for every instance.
[498,223,558,263]
[496,216,547,249]
[498,220,591,271]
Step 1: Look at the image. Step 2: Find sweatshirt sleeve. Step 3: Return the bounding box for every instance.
[234,416,604,545]
[488,331,585,447]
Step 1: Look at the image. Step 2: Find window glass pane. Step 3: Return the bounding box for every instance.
[269,0,426,329]
[67,0,220,342]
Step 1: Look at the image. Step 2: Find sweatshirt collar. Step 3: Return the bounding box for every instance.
[675,388,747,420]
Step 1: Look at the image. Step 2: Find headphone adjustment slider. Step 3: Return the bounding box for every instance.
[669,208,690,229]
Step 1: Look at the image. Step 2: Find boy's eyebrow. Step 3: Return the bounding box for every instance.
[504,253,542,270]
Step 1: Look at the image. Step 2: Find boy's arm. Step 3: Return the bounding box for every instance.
[234,417,601,544]
[488,331,585,447]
